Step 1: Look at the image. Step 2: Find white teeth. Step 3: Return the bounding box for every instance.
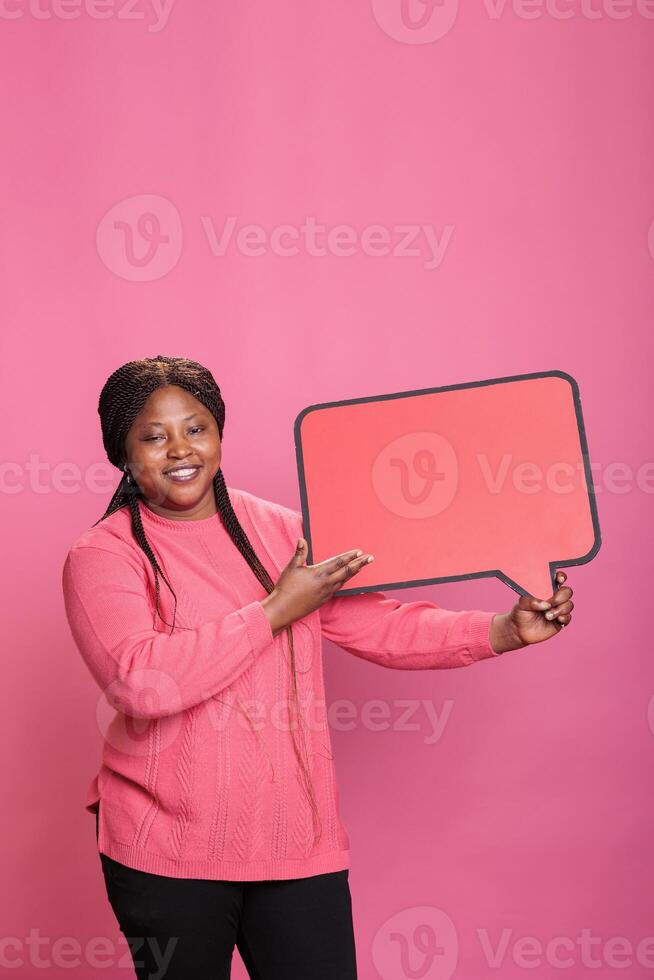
[166,468,198,477]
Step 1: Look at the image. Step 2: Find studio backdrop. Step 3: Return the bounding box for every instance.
[1,3,652,979]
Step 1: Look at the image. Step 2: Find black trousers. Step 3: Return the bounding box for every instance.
[95,809,358,980]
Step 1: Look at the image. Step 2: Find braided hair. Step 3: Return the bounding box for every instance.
[94,354,323,848]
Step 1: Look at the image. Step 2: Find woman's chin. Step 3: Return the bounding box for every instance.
[155,478,213,507]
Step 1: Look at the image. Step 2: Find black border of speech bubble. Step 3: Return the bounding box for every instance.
[293,370,601,599]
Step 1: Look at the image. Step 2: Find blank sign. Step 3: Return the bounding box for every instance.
[294,371,601,601]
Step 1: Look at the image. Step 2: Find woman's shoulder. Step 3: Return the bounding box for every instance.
[61,507,147,592]
[65,505,136,556]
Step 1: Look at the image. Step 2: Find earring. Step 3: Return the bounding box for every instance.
[124,465,132,485]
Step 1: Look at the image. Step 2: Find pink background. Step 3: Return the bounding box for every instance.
[2,2,652,978]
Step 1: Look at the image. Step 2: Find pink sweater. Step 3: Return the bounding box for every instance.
[62,485,500,881]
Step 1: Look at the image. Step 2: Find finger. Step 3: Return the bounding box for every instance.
[328,553,374,586]
[554,612,572,626]
[291,538,308,566]
[543,572,570,603]
[518,594,552,612]
[544,600,573,621]
[549,585,573,605]
[314,548,366,572]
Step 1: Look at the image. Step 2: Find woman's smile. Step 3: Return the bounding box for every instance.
[163,464,202,483]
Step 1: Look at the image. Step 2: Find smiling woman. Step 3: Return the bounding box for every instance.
[123,384,222,518]
[92,355,324,847]
[62,354,571,980]
[64,354,368,977]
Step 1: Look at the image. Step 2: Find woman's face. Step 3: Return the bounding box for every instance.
[123,384,221,520]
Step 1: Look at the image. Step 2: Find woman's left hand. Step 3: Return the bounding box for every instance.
[490,571,574,654]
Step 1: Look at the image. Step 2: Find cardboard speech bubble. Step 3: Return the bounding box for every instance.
[294,371,601,601]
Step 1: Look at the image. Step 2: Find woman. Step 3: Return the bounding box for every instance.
[62,355,574,980]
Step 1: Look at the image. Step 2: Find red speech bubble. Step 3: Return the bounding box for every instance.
[294,371,601,601]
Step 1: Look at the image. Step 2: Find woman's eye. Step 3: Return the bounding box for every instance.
[144,427,204,442]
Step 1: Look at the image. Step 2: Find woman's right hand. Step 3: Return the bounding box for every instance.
[260,539,375,636]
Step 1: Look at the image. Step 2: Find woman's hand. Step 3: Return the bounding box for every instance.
[261,539,375,636]
[490,570,574,654]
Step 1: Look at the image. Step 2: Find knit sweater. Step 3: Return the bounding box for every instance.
[61,485,500,881]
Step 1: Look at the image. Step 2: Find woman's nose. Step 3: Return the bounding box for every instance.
[167,435,192,457]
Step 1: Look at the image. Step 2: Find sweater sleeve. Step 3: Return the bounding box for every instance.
[62,542,274,719]
[273,500,501,670]
[319,591,500,669]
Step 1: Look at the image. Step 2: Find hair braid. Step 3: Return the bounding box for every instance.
[93,355,323,848]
